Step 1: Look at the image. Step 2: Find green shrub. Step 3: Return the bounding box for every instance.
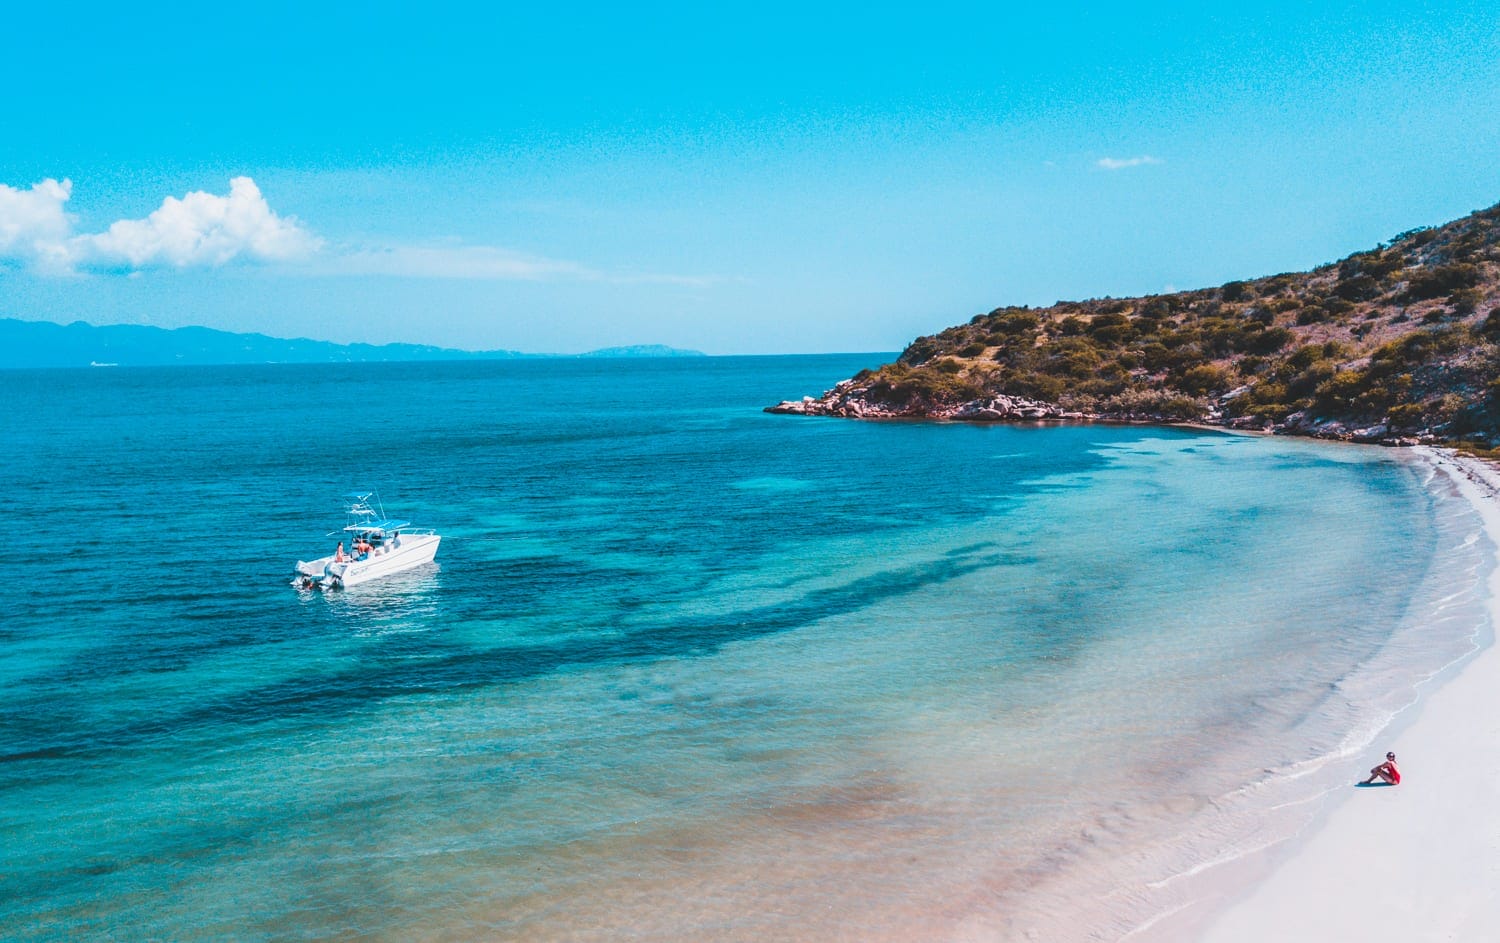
[1075,376,1129,397]
[1006,372,1067,400]
[1386,403,1426,429]
[1157,329,1196,350]
[1221,280,1250,302]
[1136,343,1174,372]
[1103,389,1206,419]
[1244,326,1293,354]
[993,311,1041,334]
[1247,381,1288,405]
[1087,312,1135,344]
[1394,226,1436,247]
[1405,263,1481,301]
[1313,371,1367,413]
[1244,401,1297,421]
[866,364,985,406]
[1238,355,1268,375]
[899,337,941,365]
[1377,327,1466,366]
[1353,374,1408,413]
[1432,393,1469,423]
[1138,296,1178,320]
[1334,274,1380,301]
[1339,249,1404,282]
[1286,344,1327,370]
[1452,289,1483,315]
[1177,364,1233,395]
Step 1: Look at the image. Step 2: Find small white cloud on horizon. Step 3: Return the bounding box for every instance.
[307,243,723,287]
[324,244,600,281]
[1096,155,1164,170]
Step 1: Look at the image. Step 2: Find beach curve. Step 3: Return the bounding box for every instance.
[1190,447,1500,942]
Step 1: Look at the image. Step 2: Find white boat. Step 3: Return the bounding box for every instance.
[293,492,441,589]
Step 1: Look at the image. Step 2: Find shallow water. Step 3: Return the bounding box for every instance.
[0,357,1482,940]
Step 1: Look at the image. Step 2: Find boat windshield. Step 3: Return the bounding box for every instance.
[342,519,411,535]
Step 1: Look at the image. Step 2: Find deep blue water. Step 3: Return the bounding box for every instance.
[0,356,1474,940]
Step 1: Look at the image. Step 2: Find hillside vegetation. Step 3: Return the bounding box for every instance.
[772,201,1500,448]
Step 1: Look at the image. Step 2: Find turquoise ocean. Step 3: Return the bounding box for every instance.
[1,356,1490,940]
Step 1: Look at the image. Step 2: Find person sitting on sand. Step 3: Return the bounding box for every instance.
[1362,751,1401,785]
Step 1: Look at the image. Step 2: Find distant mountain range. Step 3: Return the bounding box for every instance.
[0,319,705,369]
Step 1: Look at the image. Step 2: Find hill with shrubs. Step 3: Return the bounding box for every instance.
[770,201,1500,450]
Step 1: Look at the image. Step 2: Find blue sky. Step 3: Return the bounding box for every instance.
[2,2,1497,354]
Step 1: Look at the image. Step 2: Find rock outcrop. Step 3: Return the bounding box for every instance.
[768,382,1086,422]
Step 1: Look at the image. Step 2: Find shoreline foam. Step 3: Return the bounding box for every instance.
[1184,447,1500,941]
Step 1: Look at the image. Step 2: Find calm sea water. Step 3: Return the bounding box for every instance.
[0,357,1486,940]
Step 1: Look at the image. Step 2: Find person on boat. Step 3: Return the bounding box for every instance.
[1362,751,1401,785]
[334,542,347,562]
[354,537,372,559]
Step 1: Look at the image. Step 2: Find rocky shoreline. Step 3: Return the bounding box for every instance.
[766,379,1428,447]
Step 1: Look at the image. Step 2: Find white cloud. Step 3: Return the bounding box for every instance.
[1096,155,1163,170]
[0,176,321,272]
[75,176,322,268]
[1,176,715,287]
[0,178,75,272]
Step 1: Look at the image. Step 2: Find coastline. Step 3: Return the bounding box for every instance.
[766,387,1429,448]
[1183,447,1500,941]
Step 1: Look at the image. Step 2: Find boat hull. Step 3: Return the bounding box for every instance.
[296,533,441,588]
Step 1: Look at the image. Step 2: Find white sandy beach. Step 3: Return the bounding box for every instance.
[1196,448,1500,942]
